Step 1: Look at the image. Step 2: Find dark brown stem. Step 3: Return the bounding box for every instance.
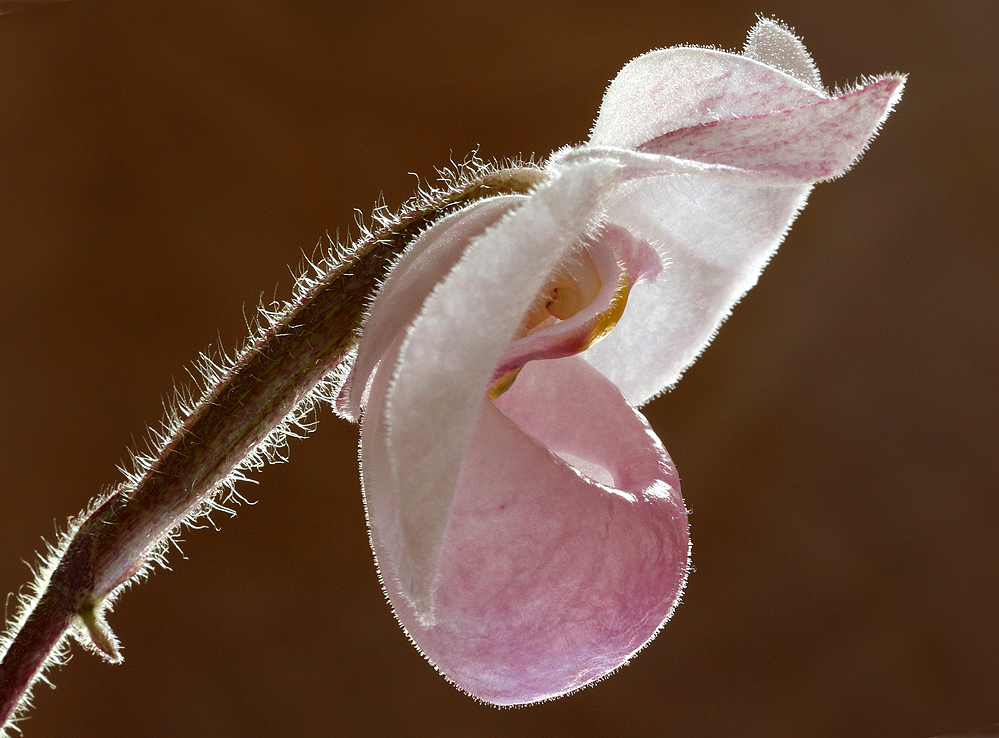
[0,164,548,731]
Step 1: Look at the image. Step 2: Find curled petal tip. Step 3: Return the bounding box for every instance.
[743,16,824,91]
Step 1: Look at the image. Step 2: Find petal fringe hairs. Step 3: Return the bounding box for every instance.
[0,17,903,733]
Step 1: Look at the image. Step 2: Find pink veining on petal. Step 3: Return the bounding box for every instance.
[639,77,905,182]
[366,355,688,705]
[589,47,826,151]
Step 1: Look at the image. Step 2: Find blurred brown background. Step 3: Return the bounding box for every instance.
[0,1,995,737]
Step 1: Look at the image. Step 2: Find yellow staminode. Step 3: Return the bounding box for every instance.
[488,251,632,401]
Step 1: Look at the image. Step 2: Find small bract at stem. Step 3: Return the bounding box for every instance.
[0,163,548,735]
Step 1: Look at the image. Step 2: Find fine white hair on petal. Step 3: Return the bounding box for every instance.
[342,195,527,421]
[382,156,627,619]
[574,75,906,406]
[640,77,906,183]
[550,145,796,187]
[348,17,904,707]
[589,47,825,150]
[743,17,825,93]
[583,177,812,406]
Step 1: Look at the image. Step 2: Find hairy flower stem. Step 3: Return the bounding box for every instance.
[0,165,548,731]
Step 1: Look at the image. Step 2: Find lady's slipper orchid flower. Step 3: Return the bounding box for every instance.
[338,19,903,705]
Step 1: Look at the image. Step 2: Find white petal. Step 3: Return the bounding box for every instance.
[383,156,627,618]
[743,17,824,92]
[580,76,904,405]
[583,176,812,406]
[359,331,408,579]
[340,195,526,421]
[589,47,825,150]
[551,144,794,186]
